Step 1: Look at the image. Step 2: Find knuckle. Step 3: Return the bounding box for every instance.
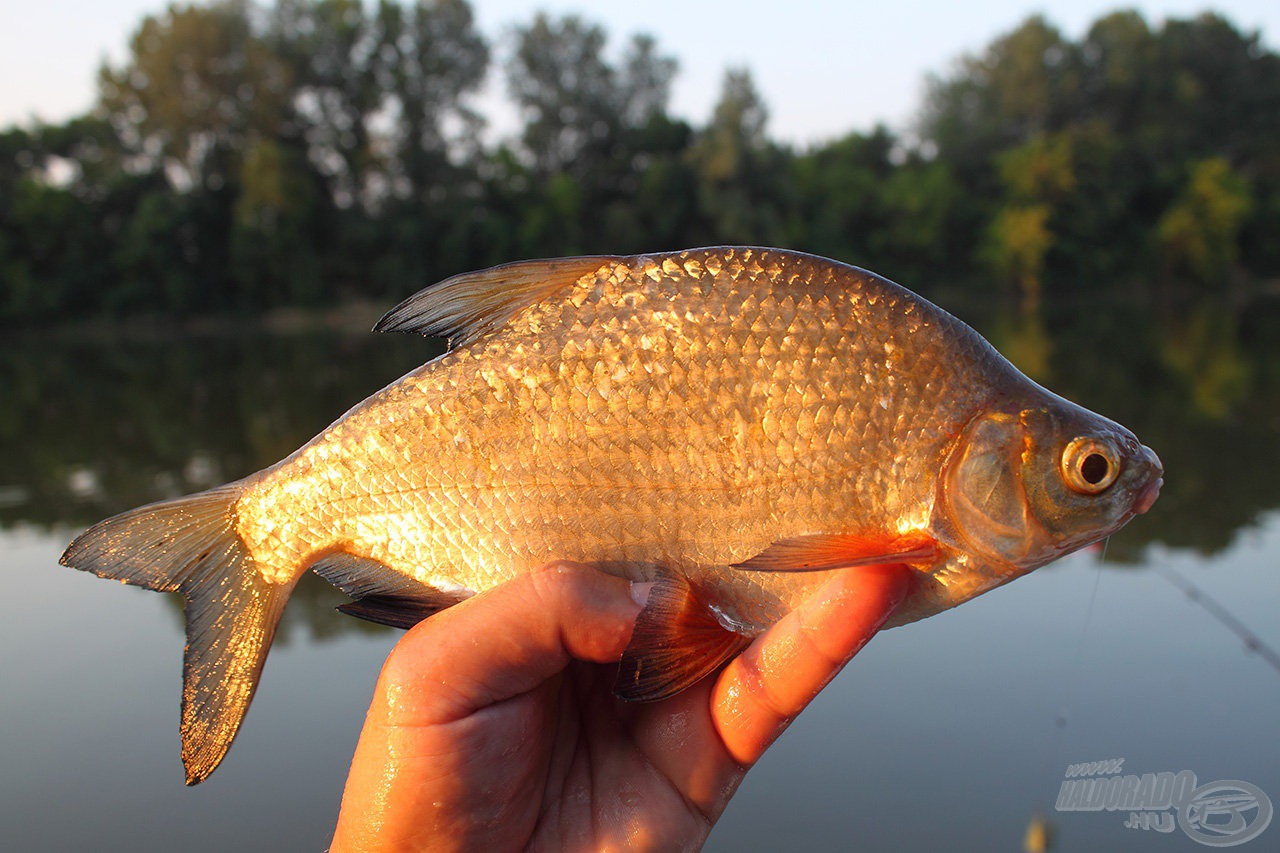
[734,651,794,722]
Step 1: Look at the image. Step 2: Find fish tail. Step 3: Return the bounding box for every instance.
[60,481,294,785]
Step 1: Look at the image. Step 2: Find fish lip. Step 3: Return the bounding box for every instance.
[1131,445,1163,516]
[1133,476,1162,515]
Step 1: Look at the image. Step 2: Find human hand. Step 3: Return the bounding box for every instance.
[330,561,909,852]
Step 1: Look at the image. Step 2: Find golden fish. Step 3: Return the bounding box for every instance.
[61,247,1163,783]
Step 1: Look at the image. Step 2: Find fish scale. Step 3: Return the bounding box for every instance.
[61,246,1162,782]
[241,251,974,618]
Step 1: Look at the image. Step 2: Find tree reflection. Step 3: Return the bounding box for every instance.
[977,289,1280,561]
[10,293,1280,635]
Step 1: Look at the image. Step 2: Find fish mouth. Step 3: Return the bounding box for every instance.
[1131,445,1163,515]
[1134,476,1162,515]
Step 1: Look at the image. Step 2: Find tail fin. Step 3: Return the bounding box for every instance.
[60,482,294,784]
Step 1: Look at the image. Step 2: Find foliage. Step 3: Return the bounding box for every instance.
[687,69,787,246]
[2,3,1279,324]
[1157,157,1253,282]
[919,10,1279,290]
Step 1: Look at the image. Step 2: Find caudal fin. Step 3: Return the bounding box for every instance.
[60,482,294,784]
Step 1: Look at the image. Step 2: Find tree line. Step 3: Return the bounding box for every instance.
[2,1,1277,324]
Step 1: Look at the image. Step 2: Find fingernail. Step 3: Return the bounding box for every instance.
[629,581,653,608]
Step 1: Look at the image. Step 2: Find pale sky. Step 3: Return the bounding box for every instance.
[2,0,1277,146]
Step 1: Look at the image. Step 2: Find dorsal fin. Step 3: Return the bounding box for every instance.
[374,255,619,345]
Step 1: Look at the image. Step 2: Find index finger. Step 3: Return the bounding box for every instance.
[710,563,910,765]
[370,562,641,727]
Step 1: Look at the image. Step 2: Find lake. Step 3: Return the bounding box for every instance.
[3,287,1278,851]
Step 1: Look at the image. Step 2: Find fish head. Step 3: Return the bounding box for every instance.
[936,396,1163,572]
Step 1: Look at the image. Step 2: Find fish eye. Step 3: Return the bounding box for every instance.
[1062,437,1120,494]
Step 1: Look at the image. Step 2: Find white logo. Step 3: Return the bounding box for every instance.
[1056,760,1272,847]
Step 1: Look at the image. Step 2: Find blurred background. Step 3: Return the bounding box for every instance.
[3,1,1279,850]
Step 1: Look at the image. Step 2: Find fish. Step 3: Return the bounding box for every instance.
[60,246,1163,784]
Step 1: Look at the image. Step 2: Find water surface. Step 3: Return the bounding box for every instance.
[3,292,1278,850]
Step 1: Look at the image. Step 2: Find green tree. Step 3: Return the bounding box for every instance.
[507,14,675,179]
[982,205,1051,302]
[687,68,787,245]
[871,158,963,284]
[231,137,325,305]
[0,121,129,320]
[347,0,489,292]
[112,184,205,312]
[1157,157,1253,283]
[373,0,488,201]
[788,128,893,264]
[920,16,1079,176]
[268,0,384,206]
[503,13,680,257]
[95,1,303,310]
[1076,11,1157,137]
[7,3,1280,326]
[99,1,292,192]
[980,132,1076,303]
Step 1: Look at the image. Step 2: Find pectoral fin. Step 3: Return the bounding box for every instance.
[733,532,937,572]
[614,573,751,702]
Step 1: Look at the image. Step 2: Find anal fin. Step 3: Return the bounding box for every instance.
[336,596,450,630]
[614,573,751,702]
[312,552,466,631]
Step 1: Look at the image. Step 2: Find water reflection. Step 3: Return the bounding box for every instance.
[0,329,444,527]
[7,290,1279,852]
[5,290,1280,623]
[1,328,444,644]
[1160,301,1252,420]
[980,290,1280,561]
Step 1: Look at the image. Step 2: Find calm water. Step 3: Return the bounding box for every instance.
[3,290,1279,851]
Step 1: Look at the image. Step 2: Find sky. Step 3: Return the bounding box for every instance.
[2,0,1278,146]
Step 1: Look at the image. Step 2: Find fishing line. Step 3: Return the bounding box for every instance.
[1047,541,1107,770]
[1063,540,1105,718]
[1027,539,1109,847]
[1156,565,1280,677]
[1040,549,1280,840]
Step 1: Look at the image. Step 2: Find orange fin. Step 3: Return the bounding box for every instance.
[313,552,466,630]
[614,573,751,702]
[375,255,618,345]
[733,532,937,572]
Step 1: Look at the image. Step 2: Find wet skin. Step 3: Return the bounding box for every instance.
[330,561,908,852]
